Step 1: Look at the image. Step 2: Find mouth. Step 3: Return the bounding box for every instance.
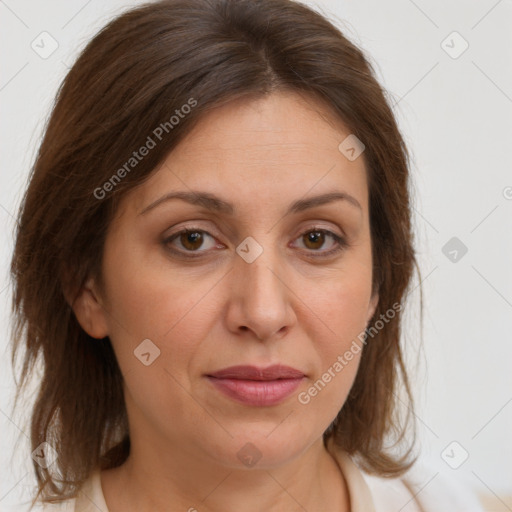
[205,365,305,406]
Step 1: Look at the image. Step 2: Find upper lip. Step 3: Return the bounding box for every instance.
[207,365,305,380]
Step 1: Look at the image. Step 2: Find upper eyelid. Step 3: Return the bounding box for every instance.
[164,217,345,236]
[165,224,343,239]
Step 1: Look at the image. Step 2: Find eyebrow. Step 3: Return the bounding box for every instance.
[138,190,362,216]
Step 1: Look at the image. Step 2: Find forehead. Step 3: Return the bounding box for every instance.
[119,91,369,220]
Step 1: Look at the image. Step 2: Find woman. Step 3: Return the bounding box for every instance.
[10,0,483,510]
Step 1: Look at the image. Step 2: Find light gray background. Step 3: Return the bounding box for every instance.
[1,0,511,510]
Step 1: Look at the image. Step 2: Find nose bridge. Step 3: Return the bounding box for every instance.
[229,235,295,339]
[237,236,285,307]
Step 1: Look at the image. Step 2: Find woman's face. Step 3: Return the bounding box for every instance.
[79,91,377,469]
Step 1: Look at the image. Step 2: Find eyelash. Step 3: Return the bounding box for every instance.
[163,226,348,259]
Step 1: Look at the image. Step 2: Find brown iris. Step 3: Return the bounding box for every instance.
[303,230,325,250]
[180,231,204,251]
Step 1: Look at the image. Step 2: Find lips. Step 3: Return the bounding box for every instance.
[206,365,305,406]
[207,364,305,380]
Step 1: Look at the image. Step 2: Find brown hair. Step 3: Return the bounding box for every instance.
[10,0,419,505]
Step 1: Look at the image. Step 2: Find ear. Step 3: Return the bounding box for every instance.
[366,292,379,325]
[68,276,109,339]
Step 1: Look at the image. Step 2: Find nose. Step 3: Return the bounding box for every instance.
[225,244,297,341]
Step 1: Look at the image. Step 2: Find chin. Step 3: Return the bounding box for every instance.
[203,425,318,470]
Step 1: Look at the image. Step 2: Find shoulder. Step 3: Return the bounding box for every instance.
[326,438,483,512]
[40,499,76,512]
[362,463,485,512]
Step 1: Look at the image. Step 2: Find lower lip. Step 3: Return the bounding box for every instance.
[206,376,304,406]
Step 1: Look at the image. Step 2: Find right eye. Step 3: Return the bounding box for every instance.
[163,228,223,256]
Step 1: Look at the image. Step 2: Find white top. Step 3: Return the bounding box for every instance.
[40,438,484,511]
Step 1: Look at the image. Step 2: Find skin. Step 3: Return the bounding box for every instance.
[73,90,378,512]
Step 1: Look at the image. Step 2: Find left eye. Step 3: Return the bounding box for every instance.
[164,227,346,257]
[292,228,346,256]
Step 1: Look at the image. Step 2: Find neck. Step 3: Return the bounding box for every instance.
[101,436,350,512]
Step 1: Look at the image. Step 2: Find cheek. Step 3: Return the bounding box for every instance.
[333,280,373,336]
[100,261,214,426]
[297,278,370,417]
[307,263,373,346]
[99,238,216,374]
[299,256,373,407]
[311,282,368,382]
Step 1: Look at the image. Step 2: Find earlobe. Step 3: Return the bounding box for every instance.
[69,277,109,339]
